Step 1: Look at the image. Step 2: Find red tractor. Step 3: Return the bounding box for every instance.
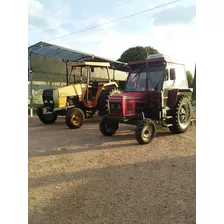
[99,54,193,144]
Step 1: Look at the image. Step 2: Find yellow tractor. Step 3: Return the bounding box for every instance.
[37,61,122,129]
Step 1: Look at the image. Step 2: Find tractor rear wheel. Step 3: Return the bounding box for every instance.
[65,108,85,129]
[98,88,121,117]
[37,106,57,124]
[99,116,119,136]
[169,95,192,134]
[135,119,156,144]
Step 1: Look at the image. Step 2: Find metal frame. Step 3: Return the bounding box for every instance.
[28,44,43,117]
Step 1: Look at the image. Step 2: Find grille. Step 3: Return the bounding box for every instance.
[127,103,132,111]
[110,102,122,114]
[43,89,54,106]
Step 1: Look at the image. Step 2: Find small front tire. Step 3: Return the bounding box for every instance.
[135,119,156,144]
[65,108,85,129]
[37,106,57,124]
[99,116,119,136]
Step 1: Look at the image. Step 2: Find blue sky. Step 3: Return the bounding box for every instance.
[28,0,196,73]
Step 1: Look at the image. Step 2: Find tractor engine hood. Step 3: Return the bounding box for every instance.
[108,92,147,116]
[57,83,86,97]
[109,92,147,102]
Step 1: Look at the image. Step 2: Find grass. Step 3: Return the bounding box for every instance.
[192,101,196,107]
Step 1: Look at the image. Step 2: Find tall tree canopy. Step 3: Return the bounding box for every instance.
[118,46,160,62]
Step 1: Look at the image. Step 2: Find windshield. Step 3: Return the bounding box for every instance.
[125,66,165,92]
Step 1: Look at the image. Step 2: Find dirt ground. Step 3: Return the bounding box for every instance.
[28,115,196,224]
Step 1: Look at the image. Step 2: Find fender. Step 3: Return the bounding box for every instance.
[167,89,179,109]
[167,88,192,108]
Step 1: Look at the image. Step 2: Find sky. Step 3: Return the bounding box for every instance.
[28,0,196,73]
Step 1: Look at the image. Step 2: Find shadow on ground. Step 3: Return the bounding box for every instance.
[29,156,196,224]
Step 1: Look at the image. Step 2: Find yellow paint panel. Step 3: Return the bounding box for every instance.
[59,96,67,107]
[58,84,85,97]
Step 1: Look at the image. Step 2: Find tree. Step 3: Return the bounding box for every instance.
[145,46,159,55]
[186,71,193,88]
[118,46,160,62]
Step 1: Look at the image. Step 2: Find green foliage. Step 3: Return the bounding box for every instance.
[186,71,193,88]
[118,46,160,62]
[145,46,159,55]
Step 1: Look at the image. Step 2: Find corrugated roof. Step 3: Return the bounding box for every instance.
[28,42,127,69]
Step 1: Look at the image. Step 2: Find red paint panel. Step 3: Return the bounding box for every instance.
[167,89,178,108]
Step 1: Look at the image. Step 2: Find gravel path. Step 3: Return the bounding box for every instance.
[29,116,196,224]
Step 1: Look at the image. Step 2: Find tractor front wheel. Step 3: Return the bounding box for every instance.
[99,116,119,136]
[135,119,156,144]
[65,108,85,129]
[37,106,57,124]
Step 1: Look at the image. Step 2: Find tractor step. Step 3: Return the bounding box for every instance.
[163,107,171,111]
[166,116,172,119]
[161,123,173,127]
[161,120,173,127]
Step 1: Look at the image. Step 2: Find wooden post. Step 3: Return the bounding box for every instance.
[29,53,33,117]
[66,61,69,85]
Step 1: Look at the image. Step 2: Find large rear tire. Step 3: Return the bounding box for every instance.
[37,106,57,124]
[169,95,192,134]
[98,88,121,117]
[135,119,156,145]
[99,116,119,136]
[65,108,85,129]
